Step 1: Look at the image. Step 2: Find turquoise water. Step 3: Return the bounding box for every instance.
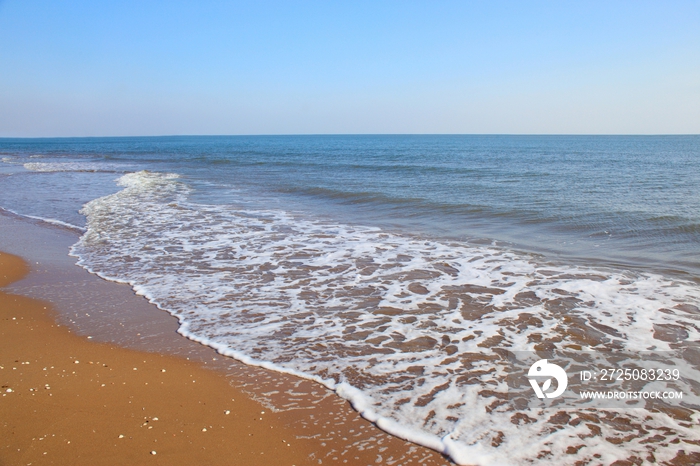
[1,135,699,464]
[1,135,699,275]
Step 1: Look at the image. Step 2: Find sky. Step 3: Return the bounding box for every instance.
[0,1,699,136]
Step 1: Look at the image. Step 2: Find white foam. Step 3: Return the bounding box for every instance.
[24,215,85,232]
[70,170,700,465]
[0,206,85,232]
[23,162,128,173]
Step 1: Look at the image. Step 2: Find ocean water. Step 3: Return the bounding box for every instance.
[1,135,699,465]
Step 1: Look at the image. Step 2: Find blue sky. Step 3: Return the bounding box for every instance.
[1,1,698,136]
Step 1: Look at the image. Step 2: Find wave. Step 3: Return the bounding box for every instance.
[70,170,700,465]
[22,162,130,173]
[0,206,86,232]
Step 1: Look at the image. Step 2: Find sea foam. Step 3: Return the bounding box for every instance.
[23,162,128,173]
[71,171,700,465]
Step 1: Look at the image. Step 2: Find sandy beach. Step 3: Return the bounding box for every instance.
[1,251,319,465]
[2,134,698,464]
[0,215,451,466]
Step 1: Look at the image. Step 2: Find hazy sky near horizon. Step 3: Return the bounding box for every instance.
[1,1,699,137]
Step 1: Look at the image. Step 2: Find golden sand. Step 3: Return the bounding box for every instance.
[0,251,318,465]
[0,251,452,465]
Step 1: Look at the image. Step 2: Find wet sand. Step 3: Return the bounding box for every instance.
[1,251,321,465]
[0,212,452,466]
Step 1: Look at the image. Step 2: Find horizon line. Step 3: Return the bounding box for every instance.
[1,133,699,140]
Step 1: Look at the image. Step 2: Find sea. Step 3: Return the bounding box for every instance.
[1,135,699,465]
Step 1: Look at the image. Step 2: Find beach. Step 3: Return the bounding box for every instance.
[0,214,451,466]
[1,135,699,465]
[2,0,699,461]
[1,252,315,465]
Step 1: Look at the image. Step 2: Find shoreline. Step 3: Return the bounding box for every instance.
[0,212,452,465]
[0,251,316,465]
